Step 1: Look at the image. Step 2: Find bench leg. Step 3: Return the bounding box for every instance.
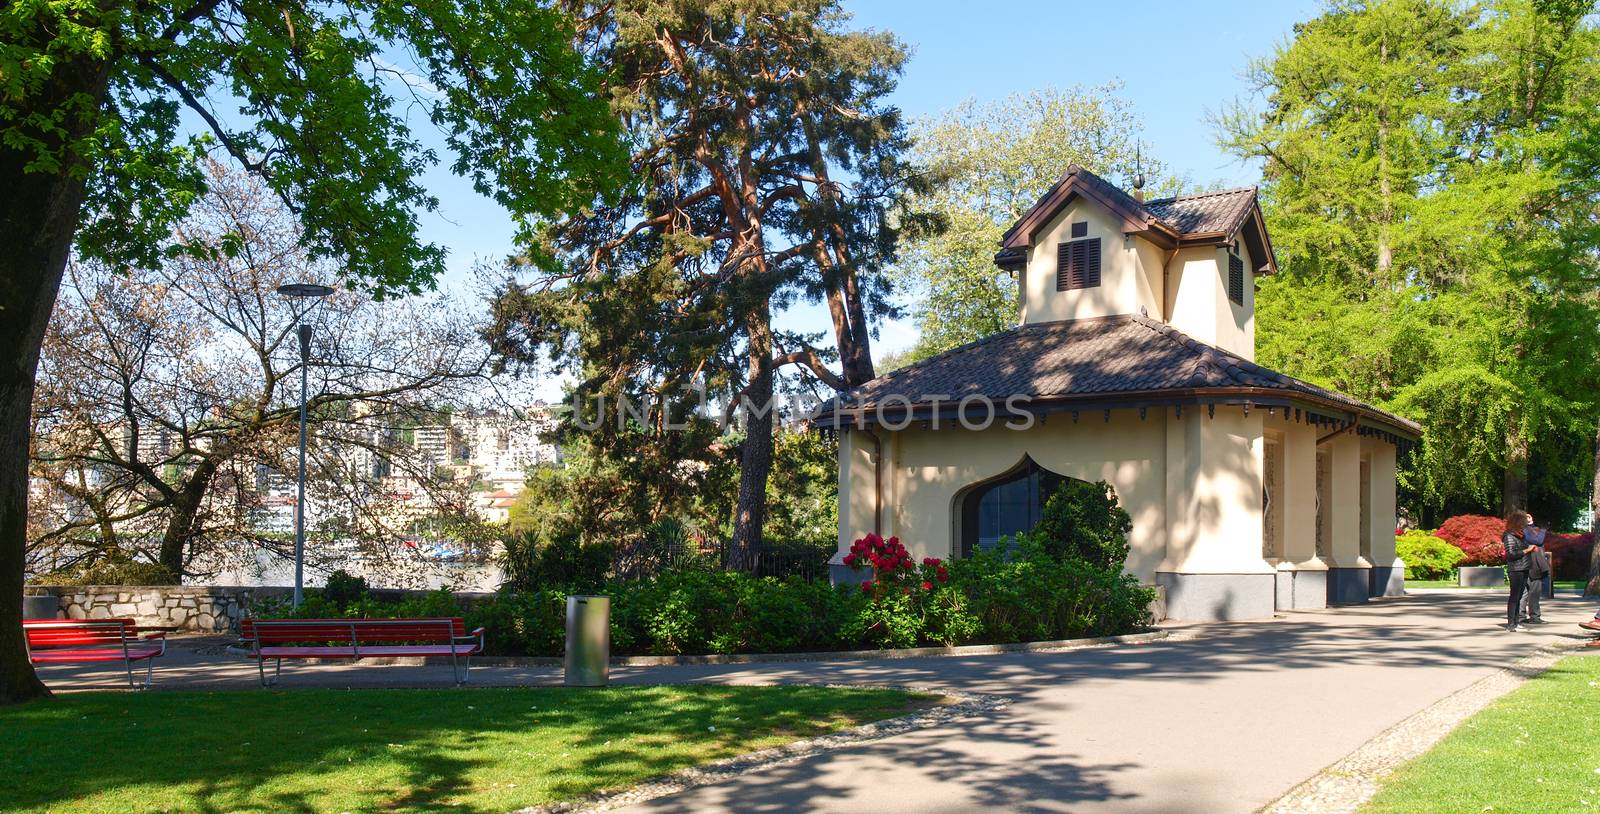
[143,658,154,690]
[450,649,462,687]
[125,657,136,690]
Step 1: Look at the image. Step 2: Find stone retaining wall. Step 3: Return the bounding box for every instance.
[23,585,491,633]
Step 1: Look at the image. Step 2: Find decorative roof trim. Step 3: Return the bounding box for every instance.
[999,165,1154,250]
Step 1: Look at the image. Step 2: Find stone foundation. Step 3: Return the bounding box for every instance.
[1369,565,1405,597]
[1155,572,1276,621]
[1327,567,1372,605]
[1274,567,1328,611]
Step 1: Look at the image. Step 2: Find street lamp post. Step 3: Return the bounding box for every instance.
[276,283,334,608]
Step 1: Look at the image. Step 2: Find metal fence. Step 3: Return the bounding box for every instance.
[612,538,834,582]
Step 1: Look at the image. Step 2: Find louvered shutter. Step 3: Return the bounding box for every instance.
[1055,239,1102,290]
[1228,253,1244,305]
[1085,238,1101,288]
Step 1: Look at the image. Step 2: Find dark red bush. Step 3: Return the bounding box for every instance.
[1545,532,1595,581]
[1434,515,1506,566]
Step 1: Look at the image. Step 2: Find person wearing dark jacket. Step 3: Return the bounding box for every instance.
[1503,510,1538,631]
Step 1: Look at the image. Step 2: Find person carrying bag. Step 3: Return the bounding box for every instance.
[1502,510,1538,632]
[1520,520,1549,624]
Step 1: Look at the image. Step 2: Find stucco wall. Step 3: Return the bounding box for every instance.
[1166,245,1255,362]
[1159,406,1268,575]
[1020,200,1161,325]
[838,413,1166,579]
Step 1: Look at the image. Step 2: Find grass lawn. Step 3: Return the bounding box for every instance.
[2,685,926,813]
[1363,654,1600,813]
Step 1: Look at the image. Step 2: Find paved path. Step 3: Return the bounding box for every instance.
[36,592,1600,813]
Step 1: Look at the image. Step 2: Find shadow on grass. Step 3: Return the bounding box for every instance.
[1,685,914,813]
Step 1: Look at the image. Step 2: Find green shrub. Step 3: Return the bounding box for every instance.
[1396,530,1464,580]
[320,569,369,610]
[500,528,613,593]
[1029,480,1134,570]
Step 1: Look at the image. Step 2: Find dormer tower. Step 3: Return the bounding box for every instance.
[993,165,1277,360]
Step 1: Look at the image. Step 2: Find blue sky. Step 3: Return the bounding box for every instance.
[411,1,1322,396]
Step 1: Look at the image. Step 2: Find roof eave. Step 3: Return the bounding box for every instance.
[814,387,1419,440]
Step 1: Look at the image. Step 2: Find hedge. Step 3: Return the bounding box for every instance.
[258,542,1155,657]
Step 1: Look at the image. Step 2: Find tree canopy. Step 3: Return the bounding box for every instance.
[1217,0,1600,525]
[1,0,626,704]
[485,0,922,561]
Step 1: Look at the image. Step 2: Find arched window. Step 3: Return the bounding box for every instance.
[958,458,1069,557]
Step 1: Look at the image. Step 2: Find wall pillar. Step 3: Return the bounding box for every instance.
[1275,421,1327,609]
[1364,439,1403,596]
[1325,432,1370,604]
[831,428,877,584]
[1156,408,1275,621]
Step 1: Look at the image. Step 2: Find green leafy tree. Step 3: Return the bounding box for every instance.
[1,0,625,704]
[1217,0,1600,526]
[893,84,1180,360]
[486,0,922,566]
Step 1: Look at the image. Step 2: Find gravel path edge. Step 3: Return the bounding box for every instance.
[509,684,1009,814]
[1259,636,1594,814]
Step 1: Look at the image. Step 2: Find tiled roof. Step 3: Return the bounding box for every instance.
[991,166,1274,270]
[1142,187,1258,236]
[815,314,1418,436]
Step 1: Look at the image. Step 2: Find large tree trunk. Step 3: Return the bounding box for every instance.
[157,458,221,578]
[1501,428,1529,516]
[729,302,775,571]
[0,26,110,705]
[0,153,89,706]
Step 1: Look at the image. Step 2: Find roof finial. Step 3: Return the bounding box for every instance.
[1131,143,1146,203]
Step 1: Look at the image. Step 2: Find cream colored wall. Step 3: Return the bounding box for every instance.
[1278,419,1324,569]
[833,412,1406,586]
[1362,438,1399,568]
[833,407,1273,584]
[1165,244,1256,361]
[1325,433,1366,568]
[836,413,1169,580]
[1159,406,1270,574]
[1020,200,1161,325]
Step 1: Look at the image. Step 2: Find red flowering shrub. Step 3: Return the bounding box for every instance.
[1545,532,1595,581]
[842,533,947,598]
[1432,514,1593,577]
[1434,515,1507,566]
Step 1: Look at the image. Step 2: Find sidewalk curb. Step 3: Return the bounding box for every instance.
[223,629,1168,667]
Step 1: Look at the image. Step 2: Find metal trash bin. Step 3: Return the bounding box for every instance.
[23,594,58,620]
[564,595,610,687]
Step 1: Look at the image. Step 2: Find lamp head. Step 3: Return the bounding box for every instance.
[277,283,335,298]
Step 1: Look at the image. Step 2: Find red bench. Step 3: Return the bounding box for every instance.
[239,617,485,686]
[23,619,168,689]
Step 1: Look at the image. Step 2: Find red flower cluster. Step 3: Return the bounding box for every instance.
[843,534,950,596]
[843,533,915,572]
[1544,531,1595,580]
